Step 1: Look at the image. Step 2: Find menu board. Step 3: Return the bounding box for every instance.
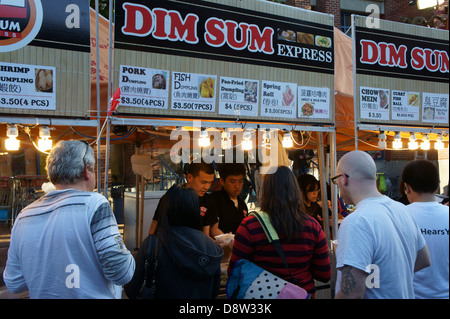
[260,81,297,119]
[218,77,259,117]
[119,65,169,109]
[171,72,216,113]
[391,90,420,121]
[0,62,56,110]
[298,86,331,119]
[359,87,390,121]
[422,92,449,124]
[352,16,448,127]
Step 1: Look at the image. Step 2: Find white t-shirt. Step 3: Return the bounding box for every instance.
[407,201,449,299]
[335,196,426,299]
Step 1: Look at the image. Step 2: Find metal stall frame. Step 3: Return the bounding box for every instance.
[109,116,337,251]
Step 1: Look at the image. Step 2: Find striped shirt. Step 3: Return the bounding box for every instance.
[3,189,135,299]
[228,214,331,294]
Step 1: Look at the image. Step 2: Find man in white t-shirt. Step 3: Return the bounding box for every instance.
[402,159,449,299]
[333,151,430,299]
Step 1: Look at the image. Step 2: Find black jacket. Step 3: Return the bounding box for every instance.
[125,225,223,299]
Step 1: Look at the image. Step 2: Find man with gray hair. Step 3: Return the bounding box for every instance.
[333,150,430,299]
[3,140,135,298]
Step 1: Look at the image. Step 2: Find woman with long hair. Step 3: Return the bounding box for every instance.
[228,166,331,296]
[125,184,223,299]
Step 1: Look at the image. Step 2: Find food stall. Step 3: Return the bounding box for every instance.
[108,0,338,298]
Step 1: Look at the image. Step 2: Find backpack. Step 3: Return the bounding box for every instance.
[226,211,310,299]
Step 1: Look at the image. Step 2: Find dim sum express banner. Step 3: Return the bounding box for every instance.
[114,0,334,74]
[355,26,449,83]
[353,17,449,127]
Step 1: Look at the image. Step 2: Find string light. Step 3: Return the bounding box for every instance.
[282,132,293,148]
[392,132,402,149]
[5,125,20,151]
[261,129,271,150]
[435,134,444,150]
[221,130,231,150]
[38,126,52,151]
[420,134,430,150]
[199,129,210,148]
[408,133,418,150]
[378,131,387,149]
[242,130,252,151]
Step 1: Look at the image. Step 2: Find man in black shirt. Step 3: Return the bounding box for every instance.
[210,163,248,235]
[149,161,218,238]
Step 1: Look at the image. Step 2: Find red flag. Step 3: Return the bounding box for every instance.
[108,88,120,116]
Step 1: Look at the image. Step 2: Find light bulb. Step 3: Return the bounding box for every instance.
[378,139,387,149]
[378,131,386,149]
[5,137,20,151]
[420,134,430,150]
[261,130,271,150]
[221,130,231,150]
[5,125,20,151]
[242,130,252,151]
[435,135,444,150]
[393,132,402,149]
[38,126,52,151]
[282,133,293,148]
[199,129,210,148]
[38,137,52,151]
[408,133,418,150]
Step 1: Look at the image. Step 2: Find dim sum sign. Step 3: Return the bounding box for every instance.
[353,16,448,128]
[355,25,449,83]
[115,0,334,74]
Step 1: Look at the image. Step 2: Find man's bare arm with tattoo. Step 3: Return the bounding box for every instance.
[335,265,368,299]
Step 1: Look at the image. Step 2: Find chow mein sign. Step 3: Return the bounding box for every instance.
[352,16,449,127]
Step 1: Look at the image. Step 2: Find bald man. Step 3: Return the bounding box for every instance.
[333,151,430,299]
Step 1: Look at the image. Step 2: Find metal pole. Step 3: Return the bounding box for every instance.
[95,0,102,193]
[103,0,114,198]
[351,15,359,150]
[330,131,338,240]
[104,119,110,197]
[317,132,331,244]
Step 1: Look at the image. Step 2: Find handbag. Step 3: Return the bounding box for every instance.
[226,211,310,299]
[138,235,159,299]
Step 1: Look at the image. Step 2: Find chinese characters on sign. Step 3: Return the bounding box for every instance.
[0,62,56,110]
[422,93,449,124]
[171,72,217,113]
[119,65,169,109]
[298,87,330,119]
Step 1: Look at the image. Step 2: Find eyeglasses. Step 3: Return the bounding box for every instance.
[308,188,320,193]
[331,174,349,185]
